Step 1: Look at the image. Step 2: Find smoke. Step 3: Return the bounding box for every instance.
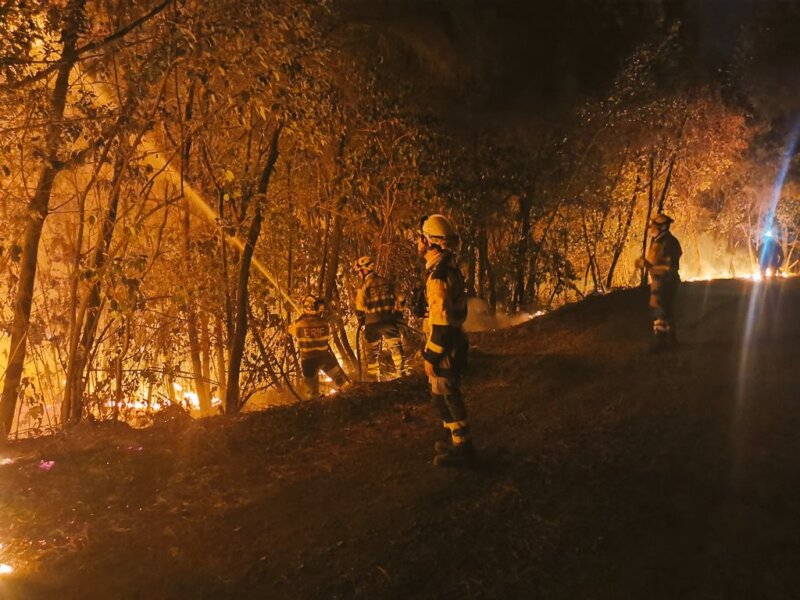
[680,231,755,281]
[464,297,543,332]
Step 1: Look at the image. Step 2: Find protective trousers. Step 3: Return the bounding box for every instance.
[364,321,405,380]
[428,332,471,447]
[300,351,348,399]
[649,276,678,344]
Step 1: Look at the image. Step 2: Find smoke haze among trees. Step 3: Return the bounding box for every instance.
[0,0,799,437]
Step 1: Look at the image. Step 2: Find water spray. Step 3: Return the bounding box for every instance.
[85,71,301,311]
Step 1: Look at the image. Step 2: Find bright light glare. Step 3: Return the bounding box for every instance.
[0,564,12,575]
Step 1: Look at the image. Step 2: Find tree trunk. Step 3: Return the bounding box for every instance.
[322,134,349,306]
[512,194,532,311]
[606,173,641,289]
[578,203,600,293]
[214,316,227,406]
[183,203,211,414]
[200,311,212,396]
[225,125,281,415]
[323,197,346,306]
[657,155,676,214]
[62,155,125,424]
[1,0,85,437]
[465,237,476,296]
[640,153,656,287]
[322,196,357,368]
[179,81,211,415]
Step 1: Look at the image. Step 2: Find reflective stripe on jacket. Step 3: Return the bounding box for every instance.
[289,314,331,357]
[646,231,682,283]
[355,273,397,325]
[422,250,468,365]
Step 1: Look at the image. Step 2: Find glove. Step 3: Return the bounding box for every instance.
[411,286,427,318]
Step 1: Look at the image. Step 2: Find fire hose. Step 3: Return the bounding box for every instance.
[355,323,364,382]
[397,321,424,339]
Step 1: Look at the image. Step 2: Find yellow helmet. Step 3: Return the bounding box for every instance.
[353,256,374,274]
[420,214,457,247]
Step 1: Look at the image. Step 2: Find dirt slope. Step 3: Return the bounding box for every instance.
[2,278,800,599]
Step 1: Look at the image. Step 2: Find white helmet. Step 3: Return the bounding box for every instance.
[420,214,457,248]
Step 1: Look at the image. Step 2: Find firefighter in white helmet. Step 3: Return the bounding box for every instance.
[635,213,682,351]
[416,214,475,467]
[288,295,350,398]
[353,255,406,380]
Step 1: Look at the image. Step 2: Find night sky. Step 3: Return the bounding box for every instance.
[342,0,800,124]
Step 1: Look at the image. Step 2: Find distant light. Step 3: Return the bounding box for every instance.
[38,460,55,471]
[0,564,12,574]
[0,458,14,466]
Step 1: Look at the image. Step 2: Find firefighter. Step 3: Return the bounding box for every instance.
[636,213,682,352]
[417,214,475,467]
[288,295,350,399]
[353,256,406,380]
[758,230,784,279]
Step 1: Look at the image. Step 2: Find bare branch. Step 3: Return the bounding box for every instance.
[0,0,175,93]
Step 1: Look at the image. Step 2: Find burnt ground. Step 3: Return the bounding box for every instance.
[2,278,800,599]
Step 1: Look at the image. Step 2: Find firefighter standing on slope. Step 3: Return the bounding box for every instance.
[417,214,475,468]
[758,229,784,279]
[353,256,406,380]
[288,295,350,399]
[636,213,683,352]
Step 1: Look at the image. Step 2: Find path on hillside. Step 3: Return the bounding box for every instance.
[2,279,800,599]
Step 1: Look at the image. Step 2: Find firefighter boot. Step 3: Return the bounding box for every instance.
[431,396,454,453]
[433,420,475,468]
[649,320,669,353]
[667,324,678,348]
[433,440,476,468]
[434,421,453,453]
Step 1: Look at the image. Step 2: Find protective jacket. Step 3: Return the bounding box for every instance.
[355,273,398,325]
[289,314,331,358]
[422,250,468,368]
[646,230,682,283]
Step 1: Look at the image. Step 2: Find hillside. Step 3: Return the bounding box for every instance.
[2,278,800,599]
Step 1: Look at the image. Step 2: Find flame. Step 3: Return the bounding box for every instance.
[0,543,10,575]
[684,269,791,283]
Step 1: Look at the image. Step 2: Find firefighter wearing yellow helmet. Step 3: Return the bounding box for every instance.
[288,295,350,398]
[353,255,406,380]
[635,213,682,351]
[417,214,475,467]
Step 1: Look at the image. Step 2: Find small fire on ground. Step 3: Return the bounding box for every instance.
[0,543,12,575]
[684,269,790,282]
[101,382,223,416]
